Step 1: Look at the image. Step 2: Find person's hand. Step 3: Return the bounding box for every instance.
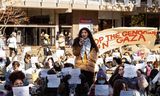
[79,38,84,46]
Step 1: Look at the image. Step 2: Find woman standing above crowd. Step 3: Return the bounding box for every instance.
[72,27,99,87]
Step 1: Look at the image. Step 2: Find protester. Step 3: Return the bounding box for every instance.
[58,33,65,50]
[5,61,26,91]
[137,69,148,96]
[113,79,128,96]
[88,68,113,96]
[24,53,32,70]
[6,71,26,96]
[109,65,124,87]
[7,32,17,57]
[0,34,5,50]
[72,27,99,87]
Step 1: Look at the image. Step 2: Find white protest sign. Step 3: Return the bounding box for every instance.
[146,55,156,62]
[66,58,75,65]
[12,86,30,96]
[56,50,64,58]
[47,75,60,88]
[136,63,146,70]
[105,57,113,62]
[120,90,135,96]
[112,52,121,58]
[23,47,31,54]
[95,85,109,96]
[40,69,49,78]
[68,68,81,84]
[96,58,104,65]
[123,65,137,78]
[122,55,131,63]
[31,56,39,64]
[61,67,72,76]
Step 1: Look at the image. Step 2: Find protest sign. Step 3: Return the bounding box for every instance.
[13,86,30,96]
[123,65,137,78]
[31,56,39,64]
[94,27,157,54]
[95,85,109,96]
[23,46,31,54]
[40,69,49,78]
[47,75,60,88]
[56,50,64,58]
[61,67,72,76]
[146,55,156,62]
[68,68,81,84]
[120,90,135,96]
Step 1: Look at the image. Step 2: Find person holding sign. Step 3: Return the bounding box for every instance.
[72,27,99,87]
[58,63,89,96]
[88,68,113,96]
[6,71,29,96]
[113,79,128,96]
[109,65,124,87]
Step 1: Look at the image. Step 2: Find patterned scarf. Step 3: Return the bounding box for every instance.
[80,38,91,60]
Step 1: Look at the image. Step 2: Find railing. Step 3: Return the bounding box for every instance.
[4,0,160,12]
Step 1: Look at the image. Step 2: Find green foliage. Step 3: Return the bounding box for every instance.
[130,13,145,27]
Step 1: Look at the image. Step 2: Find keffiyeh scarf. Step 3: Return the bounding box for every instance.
[80,38,91,60]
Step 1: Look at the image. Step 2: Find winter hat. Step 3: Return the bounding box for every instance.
[97,68,107,79]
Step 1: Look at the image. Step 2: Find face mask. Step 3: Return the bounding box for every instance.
[98,80,105,84]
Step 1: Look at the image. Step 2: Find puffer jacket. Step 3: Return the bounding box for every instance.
[72,45,97,73]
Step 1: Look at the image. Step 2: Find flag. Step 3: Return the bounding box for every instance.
[147,0,152,7]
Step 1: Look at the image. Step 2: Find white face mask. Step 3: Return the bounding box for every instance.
[98,80,105,84]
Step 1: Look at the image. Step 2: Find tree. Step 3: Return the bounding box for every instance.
[0,3,29,34]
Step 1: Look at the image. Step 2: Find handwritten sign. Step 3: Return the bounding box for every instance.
[13,86,30,96]
[95,85,109,96]
[94,27,157,54]
[47,75,60,88]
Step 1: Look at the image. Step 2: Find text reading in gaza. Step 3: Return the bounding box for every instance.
[94,30,157,49]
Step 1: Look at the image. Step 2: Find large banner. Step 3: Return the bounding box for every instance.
[94,27,157,54]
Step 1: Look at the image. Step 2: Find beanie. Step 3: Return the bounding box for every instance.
[97,68,107,79]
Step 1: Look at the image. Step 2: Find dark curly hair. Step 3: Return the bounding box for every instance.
[72,27,98,52]
[9,71,25,84]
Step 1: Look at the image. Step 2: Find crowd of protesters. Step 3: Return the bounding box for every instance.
[0,28,159,96]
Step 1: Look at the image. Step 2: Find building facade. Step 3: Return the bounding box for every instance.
[1,0,160,46]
